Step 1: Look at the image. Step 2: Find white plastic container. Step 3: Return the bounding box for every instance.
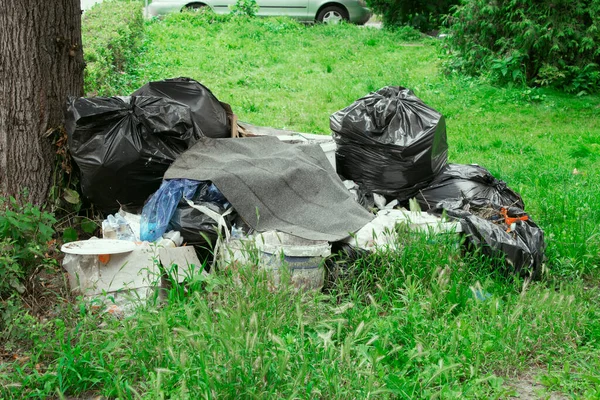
[223,231,331,290]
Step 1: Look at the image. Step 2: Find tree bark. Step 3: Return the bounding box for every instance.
[0,0,84,205]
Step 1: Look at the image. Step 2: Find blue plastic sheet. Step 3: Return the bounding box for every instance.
[140,179,202,242]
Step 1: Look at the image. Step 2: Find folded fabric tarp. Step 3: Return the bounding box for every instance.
[164,136,374,242]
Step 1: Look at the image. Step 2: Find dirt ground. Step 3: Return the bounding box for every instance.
[506,370,568,400]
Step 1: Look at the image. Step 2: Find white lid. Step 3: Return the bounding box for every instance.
[61,239,137,255]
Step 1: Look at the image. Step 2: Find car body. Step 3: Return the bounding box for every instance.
[146,0,372,25]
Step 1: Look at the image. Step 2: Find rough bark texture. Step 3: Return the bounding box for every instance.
[0,0,84,205]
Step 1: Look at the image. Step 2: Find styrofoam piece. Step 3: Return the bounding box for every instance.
[158,246,205,281]
[61,239,136,255]
[346,209,462,251]
[62,243,205,296]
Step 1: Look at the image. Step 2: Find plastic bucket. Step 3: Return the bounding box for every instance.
[223,231,331,290]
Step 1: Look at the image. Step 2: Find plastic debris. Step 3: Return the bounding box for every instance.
[140,179,204,242]
[415,164,525,210]
[102,213,136,241]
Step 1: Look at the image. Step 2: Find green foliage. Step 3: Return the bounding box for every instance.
[3,235,600,398]
[230,0,259,17]
[0,197,56,300]
[2,12,600,399]
[444,0,600,93]
[366,0,459,30]
[82,0,145,95]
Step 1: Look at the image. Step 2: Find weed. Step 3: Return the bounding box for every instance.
[230,0,259,17]
[0,197,56,301]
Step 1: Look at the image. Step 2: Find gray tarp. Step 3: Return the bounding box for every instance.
[164,136,373,242]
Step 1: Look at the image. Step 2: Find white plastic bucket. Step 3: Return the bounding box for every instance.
[223,231,331,290]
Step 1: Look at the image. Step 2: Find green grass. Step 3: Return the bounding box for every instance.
[82,0,145,95]
[2,10,600,399]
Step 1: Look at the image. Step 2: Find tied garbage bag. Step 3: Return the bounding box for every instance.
[132,77,232,139]
[415,164,525,210]
[433,198,545,279]
[331,86,448,200]
[66,96,202,213]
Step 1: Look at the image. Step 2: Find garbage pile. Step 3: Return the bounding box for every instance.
[61,78,546,302]
[329,87,545,279]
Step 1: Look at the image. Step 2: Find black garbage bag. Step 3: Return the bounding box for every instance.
[323,242,371,292]
[433,198,545,279]
[331,86,448,200]
[168,183,237,262]
[66,96,202,213]
[132,77,232,138]
[415,164,525,210]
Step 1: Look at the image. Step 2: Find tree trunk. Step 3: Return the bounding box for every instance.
[0,0,84,205]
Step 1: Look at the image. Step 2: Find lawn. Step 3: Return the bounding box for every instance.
[1,8,600,399]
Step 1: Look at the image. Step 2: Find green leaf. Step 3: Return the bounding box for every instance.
[81,219,98,235]
[63,189,81,205]
[63,227,78,243]
[512,69,522,81]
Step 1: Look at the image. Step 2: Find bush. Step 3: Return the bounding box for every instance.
[444,0,600,93]
[366,0,459,31]
[82,0,145,95]
[230,0,259,17]
[0,197,56,300]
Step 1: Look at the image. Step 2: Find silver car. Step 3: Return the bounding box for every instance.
[146,0,372,25]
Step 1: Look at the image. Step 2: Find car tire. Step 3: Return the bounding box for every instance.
[316,6,349,24]
[183,3,206,11]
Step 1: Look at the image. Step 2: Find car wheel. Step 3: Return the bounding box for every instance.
[316,6,349,24]
[183,3,206,12]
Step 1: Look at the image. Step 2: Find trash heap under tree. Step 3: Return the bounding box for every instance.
[62,78,546,302]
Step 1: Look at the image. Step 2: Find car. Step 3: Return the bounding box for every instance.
[146,0,372,25]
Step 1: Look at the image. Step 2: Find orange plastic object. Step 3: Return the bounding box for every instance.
[500,207,529,232]
[98,254,111,264]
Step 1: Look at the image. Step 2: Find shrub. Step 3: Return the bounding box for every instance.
[366,0,459,31]
[0,197,56,300]
[230,0,259,17]
[444,0,600,93]
[82,0,145,95]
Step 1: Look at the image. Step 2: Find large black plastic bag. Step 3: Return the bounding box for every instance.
[434,198,545,279]
[66,96,202,213]
[331,86,448,200]
[415,164,525,210]
[132,77,232,139]
[168,184,237,262]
